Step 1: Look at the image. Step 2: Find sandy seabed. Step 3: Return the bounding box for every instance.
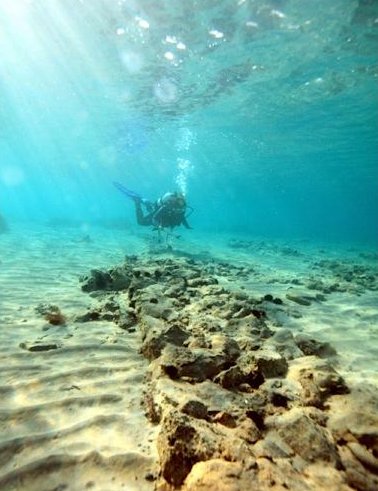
[0,223,377,491]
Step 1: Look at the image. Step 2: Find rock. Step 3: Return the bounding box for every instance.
[157,409,255,488]
[187,276,218,287]
[157,334,241,383]
[347,441,378,473]
[234,416,261,444]
[159,345,234,383]
[270,328,294,344]
[297,364,349,407]
[142,388,161,424]
[157,410,219,487]
[80,268,131,292]
[258,458,351,491]
[212,411,237,428]
[286,292,312,306]
[260,378,301,407]
[327,387,378,454]
[263,294,283,305]
[77,254,368,491]
[128,267,159,292]
[253,349,288,378]
[210,335,240,362]
[295,334,337,358]
[80,269,111,292]
[109,267,134,290]
[20,342,61,351]
[135,284,177,320]
[265,408,340,465]
[267,328,304,359]
[181,400,209,421]
[236,353,265,388]
[306,279,325,291]
[233,291,249,301]
[140,322,189,361]
[139,315,165,340]
[258,325,274,338]
[75,310,101,322]
[118,309,137,330]
[254,431,295,459]
[273,297,283,305]
[213,366,246,389]
[236,337,262,352]
[182,459,256,491]
[164,281,187,297]
[338,445,378,491]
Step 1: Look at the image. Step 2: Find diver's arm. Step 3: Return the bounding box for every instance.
[151,205,164,227]
[135,200,153,226]
[182,217,192,229]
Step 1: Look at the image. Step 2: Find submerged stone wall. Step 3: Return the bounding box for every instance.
[79,255,378,491]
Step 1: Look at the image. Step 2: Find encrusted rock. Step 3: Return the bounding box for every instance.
[236,353,265,388]
[159,345,234,383]
[347,441,378,473]
[212,411,237,428]
[19,342,61,351]
[253,349,289,378]
[182,459,256,491]
[136,284,177,320]
[181,400,209,421]
[265,408,340,465]
[260,378,301,407]
[267,328,304,359]
[80,267,131,292]
[77,254,365,491]
[213,366,246,389]
[327,387,378,463]
[157,410,254,488]
[286,292,312,306]
[157,410,220,487]
[210,335,240,362]
[338,445,378,491]
[142,387,161,424]
[295,333,337,358]
[297,364,349,407]
[254,431,295,459]
[140,322,189,361]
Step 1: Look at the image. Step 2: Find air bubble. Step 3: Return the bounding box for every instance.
[153,78,178,103]
[164,51,175,61]
[120,51,144,74]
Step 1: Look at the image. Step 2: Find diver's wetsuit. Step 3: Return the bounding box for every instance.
[134,199,191,229]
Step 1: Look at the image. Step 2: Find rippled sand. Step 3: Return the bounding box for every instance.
[0,223,377,490]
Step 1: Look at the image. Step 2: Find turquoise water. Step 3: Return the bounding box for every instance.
[1,0,377,243]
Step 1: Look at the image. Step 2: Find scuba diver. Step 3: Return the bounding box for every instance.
[113,182,193,230]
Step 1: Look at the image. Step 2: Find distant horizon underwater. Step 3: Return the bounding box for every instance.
[0,0,378,244]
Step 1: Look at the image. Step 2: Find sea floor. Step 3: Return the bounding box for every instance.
[0,223,377,490]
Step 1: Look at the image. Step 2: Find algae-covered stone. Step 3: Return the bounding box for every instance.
[266,408,340,465]
[295,333,337,358]
[286,292,312,306]
[254,349,288,378]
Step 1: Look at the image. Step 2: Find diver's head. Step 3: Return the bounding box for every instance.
[160,191,186,209]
